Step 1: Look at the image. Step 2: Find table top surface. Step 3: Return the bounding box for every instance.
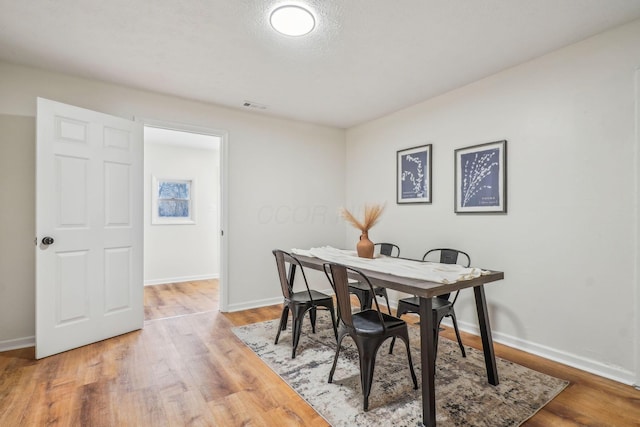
[295,253,504,298]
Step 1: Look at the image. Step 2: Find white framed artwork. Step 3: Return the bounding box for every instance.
[151,176,196,224]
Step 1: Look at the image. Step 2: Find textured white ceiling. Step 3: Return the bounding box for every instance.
[2,0,640,128]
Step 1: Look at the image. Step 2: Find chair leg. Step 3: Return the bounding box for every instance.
[379,289,392,315]
[350,288,368,311]
[328,331,346,383]
[449,313,466,357]
[362,291,373,311]
[395,300,411,318]
[291,307,307,358]
[274,305,289,345]
[433,317,441,360]
[398,329,418,389]
[357,339,380,412]
[328,306,338,341]
[351,286,374,311]
[309,307,317,334]
[376,290,400,355]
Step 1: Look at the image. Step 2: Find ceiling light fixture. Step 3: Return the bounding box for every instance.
[270,5,315,37]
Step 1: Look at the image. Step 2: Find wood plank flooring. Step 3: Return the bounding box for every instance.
[0,280,638,426]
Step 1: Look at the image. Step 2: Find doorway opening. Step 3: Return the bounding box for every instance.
[142,123,227,317]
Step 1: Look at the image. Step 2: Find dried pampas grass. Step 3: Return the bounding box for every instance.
[340,203,385,232]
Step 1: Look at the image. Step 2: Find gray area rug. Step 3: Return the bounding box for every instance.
[232,312,568,426]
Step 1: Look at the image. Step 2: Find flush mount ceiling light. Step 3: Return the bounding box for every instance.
[270,5,315,36]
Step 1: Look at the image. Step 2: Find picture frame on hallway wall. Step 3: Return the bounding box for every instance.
[454,140,507,213]
[151,176,196,224]
[397,144,432,204]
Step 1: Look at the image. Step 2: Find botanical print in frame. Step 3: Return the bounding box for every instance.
[455,140,507,213]
[397,144,432,204]
[152,176,196,224]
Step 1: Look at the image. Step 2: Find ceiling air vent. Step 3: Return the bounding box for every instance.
[242,100,267,110]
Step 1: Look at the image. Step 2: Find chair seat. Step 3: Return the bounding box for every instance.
[348,281,385,294]
[352,309,406,335]
[290,289,333,303]
[348,281,369,291]
[398,295,451,311]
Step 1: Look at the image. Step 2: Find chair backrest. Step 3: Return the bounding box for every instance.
[272,249,312,300]
[422,248,470,302]
[422,248,470,267]
[324,262,386,330]
[375,243,400,257]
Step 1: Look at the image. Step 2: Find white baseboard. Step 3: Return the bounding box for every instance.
[384,296,636,385]
[226,296,284,312]
[225,287,335,313]
[144,274,219,286]
[0,336,34,352]
[455,319,636,386]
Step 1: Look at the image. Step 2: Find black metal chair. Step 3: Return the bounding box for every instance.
[324,262,418,411]
[375,242,400,257]
[396,248,470,358]
[347,243,398,313]
[273,249,338,358]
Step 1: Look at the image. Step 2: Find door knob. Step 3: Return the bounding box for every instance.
[42,236,55,245]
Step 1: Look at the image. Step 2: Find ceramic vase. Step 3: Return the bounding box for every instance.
[356,231,374,259]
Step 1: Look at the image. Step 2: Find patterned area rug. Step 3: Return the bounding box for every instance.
[232,312,568,427]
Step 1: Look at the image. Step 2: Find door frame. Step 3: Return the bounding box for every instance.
[635,68,640,389]
[139,118,229,312]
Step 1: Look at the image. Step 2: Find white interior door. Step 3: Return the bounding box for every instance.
[36,98,143,359]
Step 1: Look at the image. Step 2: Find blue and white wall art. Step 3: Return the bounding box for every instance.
[397,144,432,204]
[455,140,507,213]
[152,177,196,224]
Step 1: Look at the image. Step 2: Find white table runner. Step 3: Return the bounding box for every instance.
[291,246,486,284]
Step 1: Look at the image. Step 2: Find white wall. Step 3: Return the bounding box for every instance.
[144,140,219,285]
[345,20,640,384]
[0,115,36,350]
[0,61,346,349]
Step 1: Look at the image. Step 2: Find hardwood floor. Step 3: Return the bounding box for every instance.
[144,279,220,321]
[1,280,638,426]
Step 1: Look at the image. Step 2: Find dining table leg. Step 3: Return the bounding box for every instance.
[473,284,499,385]
[419,296,436,427]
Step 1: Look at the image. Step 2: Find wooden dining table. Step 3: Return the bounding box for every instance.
[294,253,505,427]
